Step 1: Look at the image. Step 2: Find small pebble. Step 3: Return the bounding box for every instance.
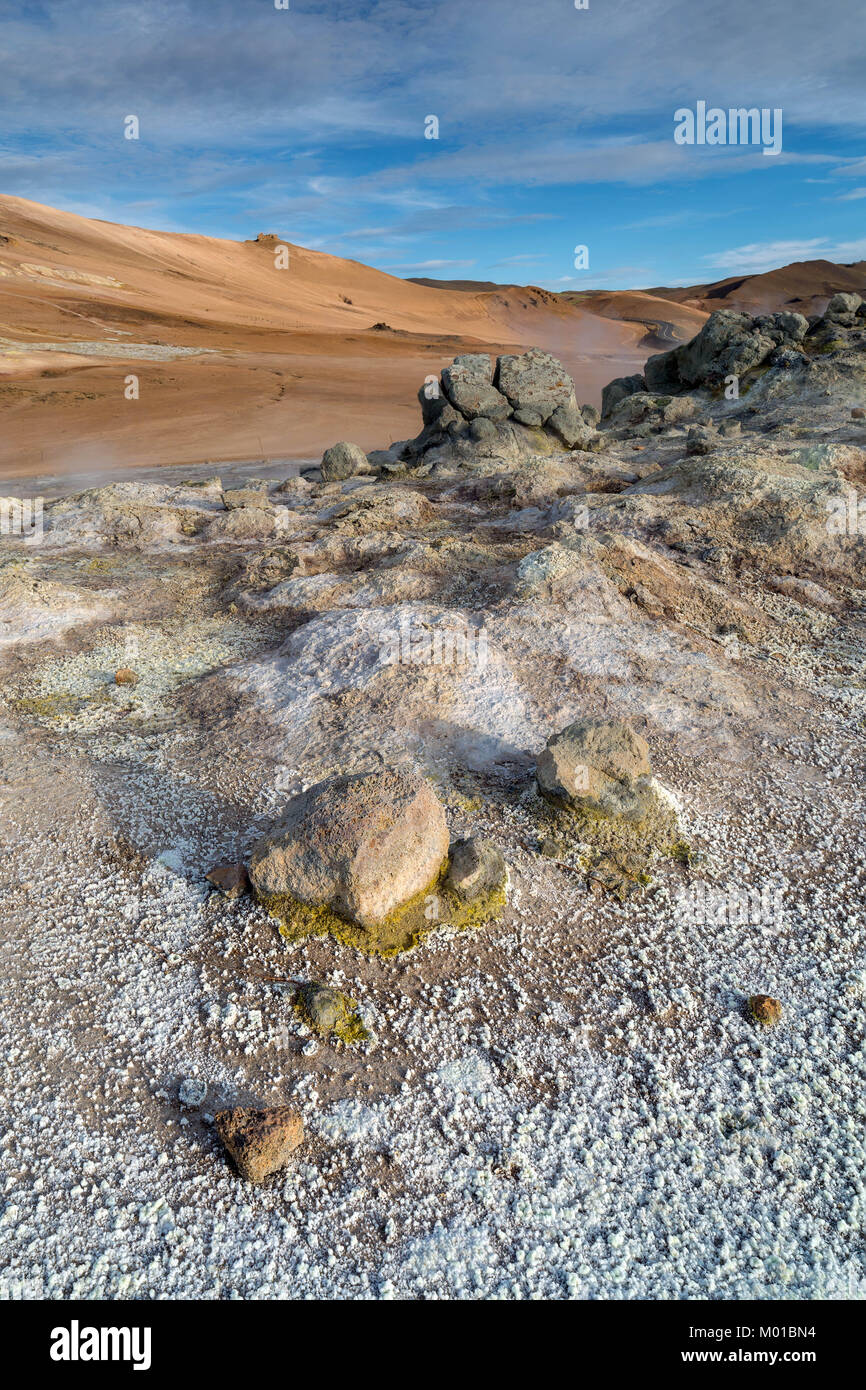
[747,994,783,1027]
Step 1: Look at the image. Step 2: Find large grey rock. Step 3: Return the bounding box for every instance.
[536,717,655,820]
[495,349,576,423]
[418,383,461,429]
[546,402,596,450]
[441,354,510,421]
[249,768,450,927]
[677,310,771,386]
[321,441,368,482]
[645,309,809,395]
[824,292,862,324]
[642,350,684,394]
[601,373,646,420]
[755,311,810,346]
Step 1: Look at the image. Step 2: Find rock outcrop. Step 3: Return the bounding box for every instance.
[644,309,810,394]
[398,348,599,472]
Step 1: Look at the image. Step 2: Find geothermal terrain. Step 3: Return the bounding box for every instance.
[0,206,865,1300]
[0,195,686,479]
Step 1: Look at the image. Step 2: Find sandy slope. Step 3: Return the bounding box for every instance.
[0,197,649,480]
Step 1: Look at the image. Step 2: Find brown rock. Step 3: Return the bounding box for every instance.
[114,668,139,686]
[747,993,782,1027]
[536,717,653,819]
[851,407,865,420]
[206,862,249,899]
[248,767,450,928]
[215,1105,304,1183]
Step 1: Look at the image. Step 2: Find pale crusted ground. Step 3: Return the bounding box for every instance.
[0,339,865,1299]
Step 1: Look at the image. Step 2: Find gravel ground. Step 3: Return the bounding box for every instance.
[0,570,863,1299]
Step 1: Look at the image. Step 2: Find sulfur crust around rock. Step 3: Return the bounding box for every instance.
[256,858,508,957]
[535,782,684,897]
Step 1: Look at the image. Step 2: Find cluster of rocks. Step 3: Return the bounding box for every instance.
[426,349,598,445]
[315,348,602,485]
[603,294,866,421]
[216,718,674,956]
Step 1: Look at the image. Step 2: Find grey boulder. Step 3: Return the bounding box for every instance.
[441,354,510,421]
[495,349,576,423]
[546,402,596,450]
[601,373,647,420]
[536,717,655,820]
[321,441,369,482]
[645,309,809,395]
[823,292,862,325]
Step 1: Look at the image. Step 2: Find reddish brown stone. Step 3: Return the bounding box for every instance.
[215,1105,304,1183]
[206,862,249,899]
[114,668,139,686]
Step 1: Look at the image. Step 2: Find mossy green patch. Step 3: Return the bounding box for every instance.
[538,786,679,859]
[535,785,681,898]
[668,839,694,865]
[804,337,847,357]
[5,683,116,723]
[293,984,371,1046]
[6,692,84,719]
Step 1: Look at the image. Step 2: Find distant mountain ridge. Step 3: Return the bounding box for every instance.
[411,259,866,321]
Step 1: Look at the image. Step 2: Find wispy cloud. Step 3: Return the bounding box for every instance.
[705,237,866,273]
[0,0,864,288]
[380,258,476,271]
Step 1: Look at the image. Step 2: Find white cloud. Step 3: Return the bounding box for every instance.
[705,237,866,273]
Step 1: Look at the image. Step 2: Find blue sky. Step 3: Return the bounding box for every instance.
[1,0,865,289]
